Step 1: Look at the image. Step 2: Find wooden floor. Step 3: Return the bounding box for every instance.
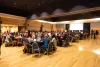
[0,36,100,67]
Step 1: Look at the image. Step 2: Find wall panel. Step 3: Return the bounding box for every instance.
[27,20,52,31]
[1,17,25,26]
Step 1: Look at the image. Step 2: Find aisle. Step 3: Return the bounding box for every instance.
[0,36,100,67]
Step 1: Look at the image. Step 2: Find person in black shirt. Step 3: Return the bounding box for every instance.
[91,29,94,39]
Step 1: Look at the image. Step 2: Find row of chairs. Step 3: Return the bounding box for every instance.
[5,38,23,47]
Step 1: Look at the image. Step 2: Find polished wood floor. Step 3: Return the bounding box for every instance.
[0,36,100,67]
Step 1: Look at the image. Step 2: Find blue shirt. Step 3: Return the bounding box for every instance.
[43,37,49,48]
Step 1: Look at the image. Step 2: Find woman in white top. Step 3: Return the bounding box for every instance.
[51,35,57,48]
[36,32,41,41]
[5,34,10,42]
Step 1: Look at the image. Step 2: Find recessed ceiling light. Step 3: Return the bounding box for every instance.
[42,2,44,3]
[14,3,16,5]
[38,4,40,5]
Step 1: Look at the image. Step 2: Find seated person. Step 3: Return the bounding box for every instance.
[5,34,10,42]
[10,34,15,41]
[51,35,57,48]
[27,37,34,43]
[22,37,29,43]
[36,32,42,41]
[40,34,49,54]
[43,34,49,49]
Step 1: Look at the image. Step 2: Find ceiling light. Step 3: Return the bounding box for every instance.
[35,20,54,24]
[42,2,44,3]
[36,20,47,22]
[61,21,70,24]
[72,20,85,23]
[38,4,40,5]
[14,3,16,5]
[92,18,100,21]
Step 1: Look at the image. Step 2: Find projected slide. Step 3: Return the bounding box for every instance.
[70,23,83,30]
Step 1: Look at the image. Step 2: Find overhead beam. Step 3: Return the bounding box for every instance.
[30,7,100,20]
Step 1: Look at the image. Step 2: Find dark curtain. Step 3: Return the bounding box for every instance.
[83,23,90,34]
[66,24,69,31]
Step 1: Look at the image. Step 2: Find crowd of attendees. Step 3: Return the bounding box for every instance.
[0,30,90,55]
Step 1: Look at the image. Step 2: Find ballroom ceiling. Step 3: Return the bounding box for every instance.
[0,0,100,18]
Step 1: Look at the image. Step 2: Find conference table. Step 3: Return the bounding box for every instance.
[27,39,43,47]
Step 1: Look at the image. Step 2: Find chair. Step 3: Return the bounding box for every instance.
[46,41,54,55]
[71,37,73,42]
[8,38,13,46]
[23,41,30,53]
[12,38,17,46]
[52,38,57,50]
[23,41,27,49]
[32,42,41,56]
[76,34,80,42]
[22,38,30,53]
[62,38,69,47]
[17,38,23,46]
[22,38,29,44]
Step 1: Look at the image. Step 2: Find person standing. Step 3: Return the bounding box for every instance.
[36,32,42,41]
[93,30,96,39]
[91,29,94,39]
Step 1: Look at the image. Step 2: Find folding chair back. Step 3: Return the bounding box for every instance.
[32,42,40,55]
[47,41,54,55]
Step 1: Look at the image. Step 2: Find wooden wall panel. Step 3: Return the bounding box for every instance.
[27,26,40,31]
[27,20,52,31]
[1,17,25,26]
[28,20,41,27]
[43,27,51,32]
[43,23,52,27]
[52,24,57,31]
[0,12,54,32]
[27,20,41,31]
[43,23,52,31]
